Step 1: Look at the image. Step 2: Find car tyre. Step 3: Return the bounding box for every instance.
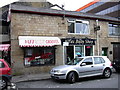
[1,78,8,89]
[103,68,111,78]
[67,72,76,83]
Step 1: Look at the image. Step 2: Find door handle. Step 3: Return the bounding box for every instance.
[91,66,94,67]
[103,64,105,66]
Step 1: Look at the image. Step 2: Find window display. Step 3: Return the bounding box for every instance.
[24,47,55,66]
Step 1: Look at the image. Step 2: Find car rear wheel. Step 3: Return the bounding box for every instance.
[0,78,8,89]
[103,68,111,78]
[67,72,76,83]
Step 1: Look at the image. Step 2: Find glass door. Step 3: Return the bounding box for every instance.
[85,46,93,56]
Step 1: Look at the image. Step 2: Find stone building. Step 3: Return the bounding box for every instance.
[10,4,119,75]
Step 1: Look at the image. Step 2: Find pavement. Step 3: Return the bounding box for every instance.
[12,72,51,83]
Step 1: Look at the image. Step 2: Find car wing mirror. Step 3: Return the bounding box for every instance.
[80,63,86,66]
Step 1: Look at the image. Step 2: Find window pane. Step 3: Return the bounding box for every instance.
[85,46,93,56]
[109,23,120,36]
[94,57,101,64]
[76,22,89,34]
[68,19,89,34]
[25,49,33,56]
[68,22,74,33]
[75,46,84,57]
[94,57,105,64]
[83,24,89,34]
[76,23,81,33]
[83,58,93,65]
[100,58,105,63]
[24,47,55,66]
[0,61,5,68]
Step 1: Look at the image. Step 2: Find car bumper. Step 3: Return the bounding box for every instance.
[50,73,66,80]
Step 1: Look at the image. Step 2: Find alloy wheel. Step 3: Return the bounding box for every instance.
[104,69,111,78]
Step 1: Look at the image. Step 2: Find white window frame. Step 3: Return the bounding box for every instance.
[108,23,120,37]
[68,19,90,35]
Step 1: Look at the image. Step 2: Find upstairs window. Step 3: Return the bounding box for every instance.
[109,23,120,36]
[68,19,89,35]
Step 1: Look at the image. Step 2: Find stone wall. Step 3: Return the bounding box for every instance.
[11,13,67,75]
[11,12,119,75]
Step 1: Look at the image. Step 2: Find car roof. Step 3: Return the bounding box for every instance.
[79,56,107,58]
[0,59,5,61]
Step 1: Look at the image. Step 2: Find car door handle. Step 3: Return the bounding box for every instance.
[103,64,105,66]
[91,66,94,67]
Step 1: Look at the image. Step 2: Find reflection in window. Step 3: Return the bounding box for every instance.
[24,47,55,66]
[68,21,74,33]
[75,46,84,57]
[68,19,89,35]
[94,57,105,64]
[83,58,93,65]
[0,61,5,68]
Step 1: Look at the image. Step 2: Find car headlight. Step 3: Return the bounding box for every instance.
[51,69,61,73]
[54,70,61,73]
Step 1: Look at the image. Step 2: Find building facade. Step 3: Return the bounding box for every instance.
[0,1,52,66]
[76,0,120,19]
[0,6,11,64]
[10,5,119,75]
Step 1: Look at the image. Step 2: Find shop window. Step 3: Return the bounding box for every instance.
[25,48,33,57]
[24,47,55,66]
[109,23,120,36]
[68,19,89,35]
[85,46,93,56]
[75,46,84,57]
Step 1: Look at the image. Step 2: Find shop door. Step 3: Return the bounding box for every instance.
[113,44,120,61]
[85,46,93,56]
[66,46,74,63]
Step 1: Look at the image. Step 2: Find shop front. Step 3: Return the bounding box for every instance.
[62,37,96,64]
[0,44,11,64]
[19,36,61,67]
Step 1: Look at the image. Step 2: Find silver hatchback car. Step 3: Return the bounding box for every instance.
[50,56,113,83]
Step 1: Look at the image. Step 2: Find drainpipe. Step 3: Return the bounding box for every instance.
[94,20,100,56]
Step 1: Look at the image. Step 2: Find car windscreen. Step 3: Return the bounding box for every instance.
[67,58,84,65]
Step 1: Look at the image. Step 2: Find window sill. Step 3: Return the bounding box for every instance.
[108,35,120,38]
[68,33,90,35]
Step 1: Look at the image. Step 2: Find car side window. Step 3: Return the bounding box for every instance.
[100,58,105,63]
[0,61,5,68]
[94,57,105,64]
[82,58,93,65]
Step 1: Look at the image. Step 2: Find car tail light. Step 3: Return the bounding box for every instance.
[7,68,12,75]
[110,63,112,66]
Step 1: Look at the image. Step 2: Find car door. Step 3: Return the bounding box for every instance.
[0,61,5,75]
[93,57,105,74]
[78,57,95,77]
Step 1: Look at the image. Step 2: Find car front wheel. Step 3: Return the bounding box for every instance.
[103,68,111,78]
[0,78,8,89]
[67,72,76,83]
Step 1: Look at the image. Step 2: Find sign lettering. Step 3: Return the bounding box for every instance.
[62,37,96,45]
